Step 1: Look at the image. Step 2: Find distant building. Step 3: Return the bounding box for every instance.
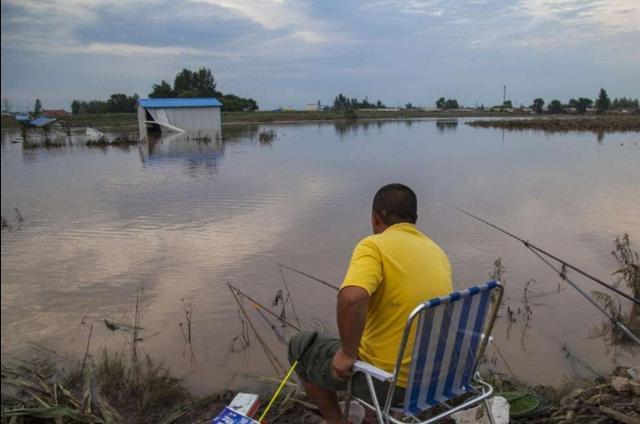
[137,98,223,140]
[42,109,70,117]
[305,101,323,111]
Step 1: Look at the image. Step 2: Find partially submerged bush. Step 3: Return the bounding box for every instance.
[593,233,640,344]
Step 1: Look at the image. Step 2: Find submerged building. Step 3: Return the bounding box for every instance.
[137,98,223,140]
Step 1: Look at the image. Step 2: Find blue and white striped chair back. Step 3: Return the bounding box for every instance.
[403,280,500,415]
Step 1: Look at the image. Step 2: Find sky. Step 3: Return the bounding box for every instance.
[1,0,639,111]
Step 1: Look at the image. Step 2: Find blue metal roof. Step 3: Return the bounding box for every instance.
[138,98,223,108]
[27,117,57,127]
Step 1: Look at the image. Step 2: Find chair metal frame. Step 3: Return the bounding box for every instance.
[346,280,504,424]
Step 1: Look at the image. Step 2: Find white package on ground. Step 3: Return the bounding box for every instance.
[451,396,510,424]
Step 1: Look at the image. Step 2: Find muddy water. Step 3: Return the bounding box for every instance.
[1,120,639,393]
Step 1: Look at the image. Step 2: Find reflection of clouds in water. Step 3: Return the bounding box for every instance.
[2,121,640,388]
[2,128,334,357]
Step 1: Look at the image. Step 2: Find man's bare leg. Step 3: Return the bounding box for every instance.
[300,378,344,424]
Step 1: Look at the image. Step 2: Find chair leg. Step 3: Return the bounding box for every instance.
[483,398,496,424]
[343,379,352,424]
[365,374,386,423]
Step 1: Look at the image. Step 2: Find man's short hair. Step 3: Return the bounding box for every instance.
[372,183,418,225]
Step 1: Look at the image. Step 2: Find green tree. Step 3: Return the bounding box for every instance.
[148,67,257,109]
[502,100,513,109]
[107,93,139,113]
[405,102,413,109]
[576,97,593,114]
[595,88,611,113]
[436,97,446,109]
[444,99,459,109]
[548,99,563,114]
[173,68,220,98]
[71,100,80,115]
[221,94,258,112]
[70,93,139,114]
[149,80,175,98]
[333,94,351,110]
[33,99,42,115]
[611,97,639,110]
[531,98,545,113]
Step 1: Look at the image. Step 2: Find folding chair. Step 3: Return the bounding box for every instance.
[347,280,503,424]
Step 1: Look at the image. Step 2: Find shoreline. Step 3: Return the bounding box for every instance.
[1,110,535,131]
[3,111,639,134]
[2,346,638,423]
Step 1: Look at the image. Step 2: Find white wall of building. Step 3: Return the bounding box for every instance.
[138,105,222,140]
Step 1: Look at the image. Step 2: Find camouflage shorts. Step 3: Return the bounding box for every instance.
[287,331,405,405]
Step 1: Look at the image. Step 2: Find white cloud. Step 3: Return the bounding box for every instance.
[86,42,238,58]
[519,0,640,33]
[197,0,333,43]
[359,0,640,49]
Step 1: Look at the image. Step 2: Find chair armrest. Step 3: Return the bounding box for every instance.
[353,361,394,382]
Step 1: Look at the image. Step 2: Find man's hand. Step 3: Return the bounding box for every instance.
[331,348,356,381]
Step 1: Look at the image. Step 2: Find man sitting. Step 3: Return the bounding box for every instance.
[289,183,453,423]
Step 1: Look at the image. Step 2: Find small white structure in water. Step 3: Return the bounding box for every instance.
[137,98,223,139]
[86,127,104,140]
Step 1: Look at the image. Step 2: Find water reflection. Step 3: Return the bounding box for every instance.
[436,119,459,133]
[333,120,394,138]
[2,120,639,392]
[143,131,224,175]
[223,124,259,143]
[334,121,361,137]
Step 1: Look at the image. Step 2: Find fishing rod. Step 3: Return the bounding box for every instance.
[279,263,340,291]
[280,263,518,368]
[528,246,640,345]
[448,205,640,306]
[228,283,302,332]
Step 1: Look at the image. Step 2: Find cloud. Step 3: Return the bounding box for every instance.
[1,0,638,110]
[359,0,640,49]
[519,0,640,33]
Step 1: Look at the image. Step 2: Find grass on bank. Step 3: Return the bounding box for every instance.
[1,345,238,424]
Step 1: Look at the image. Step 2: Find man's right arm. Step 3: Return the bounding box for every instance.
[332,239,383,380]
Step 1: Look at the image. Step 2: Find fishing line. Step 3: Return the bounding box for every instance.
[448,205,640,306]
[228,283,302,332]
[279,263,340,291]
[526,246,640,345]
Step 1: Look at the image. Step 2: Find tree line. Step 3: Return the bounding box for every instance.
[70,67,258,114]
[428,89,637,113]
[71,94,140,114]
[149,68,258,112]
[332,94,385,110]
[526,89,637,114]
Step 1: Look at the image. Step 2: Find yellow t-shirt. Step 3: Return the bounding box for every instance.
[340,223,453,387]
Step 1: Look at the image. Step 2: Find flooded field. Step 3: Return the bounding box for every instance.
[1,119,639,394]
